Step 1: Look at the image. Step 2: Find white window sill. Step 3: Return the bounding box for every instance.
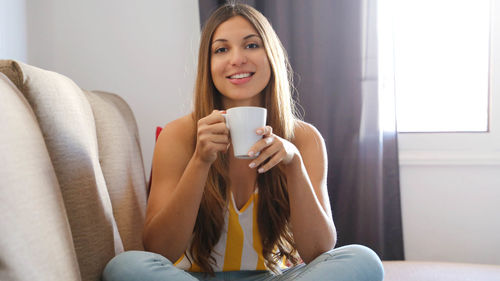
[399,150,500,166]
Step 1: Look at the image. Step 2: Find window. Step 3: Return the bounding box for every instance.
[379,0,491,133]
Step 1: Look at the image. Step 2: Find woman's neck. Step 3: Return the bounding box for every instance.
[227,151,258,196]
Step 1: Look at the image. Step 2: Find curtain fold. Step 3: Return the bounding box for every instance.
[199,0,404,260]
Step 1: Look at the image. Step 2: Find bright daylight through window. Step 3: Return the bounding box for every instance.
[379,0,491,133]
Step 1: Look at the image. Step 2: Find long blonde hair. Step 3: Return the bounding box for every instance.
[191,3,301,274]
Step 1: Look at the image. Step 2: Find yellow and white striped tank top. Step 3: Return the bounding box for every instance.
[175,190,267,272]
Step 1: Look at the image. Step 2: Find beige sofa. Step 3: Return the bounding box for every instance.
[1,60,499,281]
[0,60,147,281]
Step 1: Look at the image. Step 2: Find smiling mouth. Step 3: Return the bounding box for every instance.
[227,72,254,79]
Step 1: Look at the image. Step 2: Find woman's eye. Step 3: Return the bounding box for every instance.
[246,43,259,49]
[214,47,227,54]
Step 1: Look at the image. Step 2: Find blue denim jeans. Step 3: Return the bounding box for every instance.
[102,245,384,281]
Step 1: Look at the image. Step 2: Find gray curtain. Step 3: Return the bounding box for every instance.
[199,0,404,260]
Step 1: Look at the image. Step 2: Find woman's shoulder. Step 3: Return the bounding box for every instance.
[162,113,195,134]
[156,113,196,153]
[293,120,326,150]
[293,120,324,140]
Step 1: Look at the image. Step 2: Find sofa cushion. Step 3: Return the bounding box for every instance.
[383,261,500,281]
[85,90,147,251]
[0,60,123,281]
[0,73,81,281]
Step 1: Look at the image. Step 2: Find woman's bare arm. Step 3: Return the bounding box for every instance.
[285,121,336,263]
[142,112,229,262]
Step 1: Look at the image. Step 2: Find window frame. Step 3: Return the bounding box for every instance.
[379,0,500,165]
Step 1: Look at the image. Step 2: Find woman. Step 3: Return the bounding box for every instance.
[103,3,384,280]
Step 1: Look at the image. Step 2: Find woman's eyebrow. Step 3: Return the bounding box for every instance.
[243,34,260,40]
[211,34,261,45]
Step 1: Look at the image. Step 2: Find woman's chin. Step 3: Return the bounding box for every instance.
[221,94,263,107]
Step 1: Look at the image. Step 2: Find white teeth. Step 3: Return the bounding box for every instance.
[229,73,252,79]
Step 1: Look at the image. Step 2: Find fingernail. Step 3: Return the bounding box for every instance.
[265,137,274,144]
[258,168,265,173]
[249,162,256,168]
[256,129,263,135]
[248,151,254,157]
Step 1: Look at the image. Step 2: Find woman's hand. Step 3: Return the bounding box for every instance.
[193,110,230,164]
[247,126,300,173]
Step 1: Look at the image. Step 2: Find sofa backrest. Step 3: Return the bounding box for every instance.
[0,72,82,281]
[85,90,147,251]
[0,60,148,281]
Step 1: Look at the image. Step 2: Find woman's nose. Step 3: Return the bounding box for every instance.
[230,49,247,66]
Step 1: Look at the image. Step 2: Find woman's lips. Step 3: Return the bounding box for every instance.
[227,72,254,85]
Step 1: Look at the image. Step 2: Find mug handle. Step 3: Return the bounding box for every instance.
[221,113,230,129]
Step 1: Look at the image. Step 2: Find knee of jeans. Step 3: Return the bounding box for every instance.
[102,251,171,281]
[337,245,384,280]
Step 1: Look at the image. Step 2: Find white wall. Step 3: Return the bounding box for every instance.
[0,0,27,62]
[21,0,200,172]
[398,0,500,265]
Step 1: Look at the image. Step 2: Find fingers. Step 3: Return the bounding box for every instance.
[248,138,283,173]
[198,122,228,135]
[198,110,229,135]
[211,134,230,144]
[248,125,299,173]
[198,132,229,144]
[248,135,273,157]
[248,126,274,157]
[247,125,273,157]
[199,110,227,126]
[256,125,273,136]
[195,110,230,163]
[256,149,286,173]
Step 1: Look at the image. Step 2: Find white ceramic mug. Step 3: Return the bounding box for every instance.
[223,106,267,159]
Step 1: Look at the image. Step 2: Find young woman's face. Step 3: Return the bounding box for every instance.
[210,16,271,108]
